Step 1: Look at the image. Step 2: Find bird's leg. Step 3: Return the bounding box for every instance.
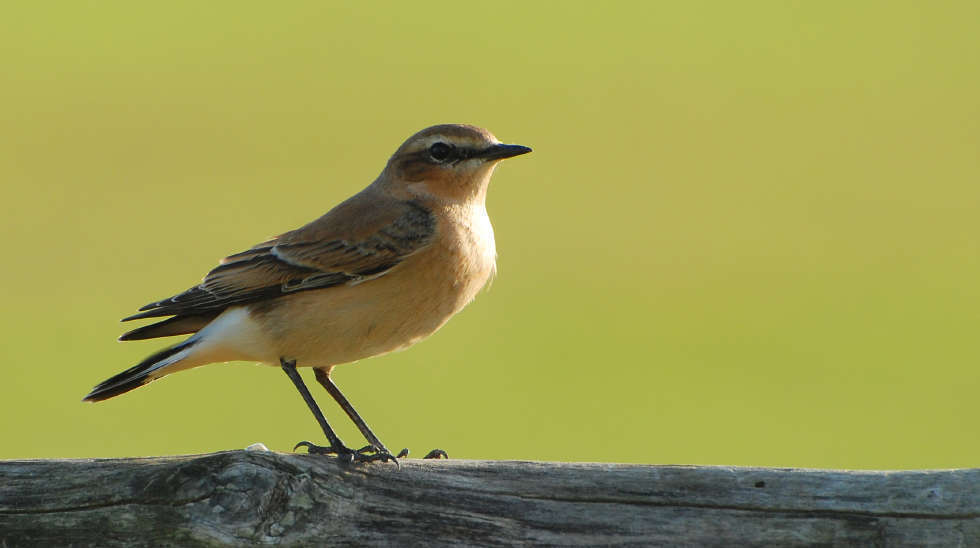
[313,368,402,463]
[280,358,393,464]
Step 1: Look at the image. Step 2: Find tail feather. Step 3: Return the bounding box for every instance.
[118,314,216,341]
[83,339,196,402]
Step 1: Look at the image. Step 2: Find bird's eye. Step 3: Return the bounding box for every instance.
[428,142,453,162]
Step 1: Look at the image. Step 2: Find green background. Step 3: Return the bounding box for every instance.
[2,2,977,469]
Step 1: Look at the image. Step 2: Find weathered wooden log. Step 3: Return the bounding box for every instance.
[0,449,976,546]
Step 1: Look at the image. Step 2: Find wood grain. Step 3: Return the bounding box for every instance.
[1,450,976,546]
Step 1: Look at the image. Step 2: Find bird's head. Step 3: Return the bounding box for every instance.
[380,124,531,203]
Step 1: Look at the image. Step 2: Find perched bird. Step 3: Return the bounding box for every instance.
[84,124,531,463]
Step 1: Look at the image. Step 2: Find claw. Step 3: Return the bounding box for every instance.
[292,440,351,458]
[423,449,449,460]
[293,440,399,466]
[294,440,320,452]
[396,448,410,459]
[355,448,400,467]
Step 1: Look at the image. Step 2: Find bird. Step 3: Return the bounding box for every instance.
[84,124,531,463]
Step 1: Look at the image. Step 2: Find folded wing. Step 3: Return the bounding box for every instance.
[120,197,435,340]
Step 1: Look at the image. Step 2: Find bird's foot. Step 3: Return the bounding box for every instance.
[293,441,399,465]
[392,447,449,459]
[423,448,449,459]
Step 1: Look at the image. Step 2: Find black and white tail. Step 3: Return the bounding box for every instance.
[83,339,197,402]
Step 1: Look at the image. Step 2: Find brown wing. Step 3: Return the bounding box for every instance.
[122,197,435,323]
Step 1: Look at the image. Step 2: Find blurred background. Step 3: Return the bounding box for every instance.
[2,2,977,469]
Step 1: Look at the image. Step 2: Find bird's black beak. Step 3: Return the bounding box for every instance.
[476,143,532,161]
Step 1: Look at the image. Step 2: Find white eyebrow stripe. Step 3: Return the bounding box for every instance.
[417,134,498,149]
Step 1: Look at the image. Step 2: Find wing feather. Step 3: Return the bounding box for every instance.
[123,198,435,322]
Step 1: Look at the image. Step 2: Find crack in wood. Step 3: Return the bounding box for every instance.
[0,451,976,546]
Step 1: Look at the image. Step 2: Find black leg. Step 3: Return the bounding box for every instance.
[313,368,446,461]
[313,368,390,453]
[314,368,403,463]
[281,358,346,451]
[281,359,397,464]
